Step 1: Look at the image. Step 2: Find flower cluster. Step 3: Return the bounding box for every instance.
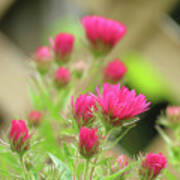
[72,83,150,128]
[33,33,74,87]
[1,15,171,180]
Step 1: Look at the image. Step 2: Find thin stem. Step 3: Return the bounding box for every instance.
[90,157,98,180]
[105,126,132,151]
[20,155,29,180]
[83,159,89,180]
[0,139,10,147]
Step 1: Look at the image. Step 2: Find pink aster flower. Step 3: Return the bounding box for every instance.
[81,16,126,54]
[34,46,52,72]
[54,33,75,62]
[28,110,43,126]
[141,153,167,179]
[104,59,127,83]
[71,94,97,127]
[79,127,99,158]
[94,83,150,127]
[73,60,87,78]
[166,106,180,123]
[112,154,129,176]
[117,154,129,170]
[9,120,31,154]
[35,46,51,62]
[54,67,70,87]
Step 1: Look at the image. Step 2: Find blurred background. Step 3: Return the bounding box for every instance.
[0,0,180,163]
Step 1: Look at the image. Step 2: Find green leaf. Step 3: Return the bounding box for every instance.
[48,153,73,180]
[38,119,64,160]
[100,162,135,180]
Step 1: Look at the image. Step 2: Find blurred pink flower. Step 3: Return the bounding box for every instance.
[104,59,127,83]
[9,120,31,153]
[141,153,167,179]
[28,110,43,126]
[79,127,99,158]
[35,46,51,62]
[117,154,129,169]
[81,16,126,53]
[166,106,180,123]
[94,83,150,126]
[112,154,129,176]
[34,46,52,72]
[71,94,97,127]
[54,33,75,61]
[54,67,70,86]
[73,60,87,77]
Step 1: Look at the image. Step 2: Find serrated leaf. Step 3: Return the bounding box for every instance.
[48,153,73,180]
[100,162,135,180]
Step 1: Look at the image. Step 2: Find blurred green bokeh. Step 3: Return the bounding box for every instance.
[44,17,84,47]
[123,53,175,103]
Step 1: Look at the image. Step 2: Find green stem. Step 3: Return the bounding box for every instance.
[20,155,29,180]
[83,159,89,180]
[90,157,98,180]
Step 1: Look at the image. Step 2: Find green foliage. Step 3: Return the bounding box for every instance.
[45,17,84,47]
[49,153,73,180]
[164,169,178,180]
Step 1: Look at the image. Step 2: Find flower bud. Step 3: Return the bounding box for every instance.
[166,106,180,123]
[104,59,127,83]
[54,33,75,63]
[9,120,31,154]
[34,46,52,72]
[54,67,70,87]
[79,127,99,159]
[73,60,86,78]
[28,110,43,126]
[140,153,167,179]
[112,154,129,176]
[71,94,97,128]
[117,154,129,170]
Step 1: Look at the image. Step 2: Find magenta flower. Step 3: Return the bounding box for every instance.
[94,83,150,127]
[9,120,31,154]
[71,94,97,127]
[166,106,180,123]
[141,153,167,179]
[81,16,126,54]
[28,110,43,126]
[54,67,70,87]
[104,59,127,83]
[112,154,129,176]
[34,46,52,72]
[79,127,99,158]
[35,46,51,62]
[117,154,129,170]
[54,33,75,62]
